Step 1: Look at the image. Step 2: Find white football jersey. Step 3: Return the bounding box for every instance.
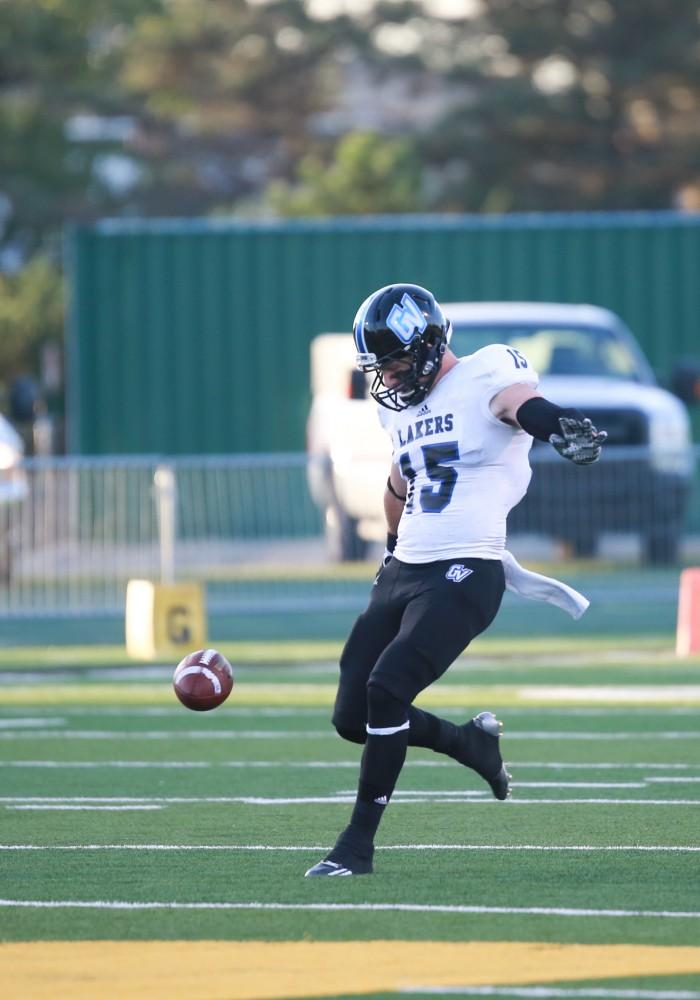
[378,344,539,562]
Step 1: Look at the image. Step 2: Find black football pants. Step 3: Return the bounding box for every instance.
[332,556,505,742]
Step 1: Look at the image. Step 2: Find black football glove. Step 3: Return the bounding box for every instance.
[549,416,607,465]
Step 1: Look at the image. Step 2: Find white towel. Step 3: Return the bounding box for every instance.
[501,549,590,620]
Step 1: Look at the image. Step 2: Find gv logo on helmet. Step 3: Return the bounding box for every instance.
[387,294,428,343]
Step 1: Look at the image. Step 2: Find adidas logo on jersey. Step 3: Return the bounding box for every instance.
[416,403,431,416]
[446,564,474,583]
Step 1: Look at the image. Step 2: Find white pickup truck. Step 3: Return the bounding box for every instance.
[306,302,695,564]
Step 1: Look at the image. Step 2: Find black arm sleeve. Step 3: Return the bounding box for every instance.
[516,397,585,442]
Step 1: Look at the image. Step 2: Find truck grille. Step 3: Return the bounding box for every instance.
[533,407,648,447]
[584,408,648,445]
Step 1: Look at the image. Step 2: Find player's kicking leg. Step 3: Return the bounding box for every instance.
[408,705,511,800]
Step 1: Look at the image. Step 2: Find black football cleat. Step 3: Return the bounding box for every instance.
[305,844,374,877]
[452,710,511,801]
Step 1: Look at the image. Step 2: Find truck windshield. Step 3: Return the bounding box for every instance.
[451,324,645,381]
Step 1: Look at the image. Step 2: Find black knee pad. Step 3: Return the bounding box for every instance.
[366,679,409,730]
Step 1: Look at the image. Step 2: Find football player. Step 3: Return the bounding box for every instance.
[305,283,606,877]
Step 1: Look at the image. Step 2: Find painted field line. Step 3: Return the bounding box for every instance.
[647,777,700,783]
[3,795,700,806]
[402,988,700,999]
[361,783,650,791]
[0,718,64,728]
[5,805,162,811]
[7,761,211,769]
[1,899,699,919]
[6,760,700,772]
[236,796,700,806]
[1,843,699,853]
[516,685,700,702]
[515,782,647,789]
[4,705,698,716]
[0,730,332,740]
[0,726,700,743]
[1,729,700,741]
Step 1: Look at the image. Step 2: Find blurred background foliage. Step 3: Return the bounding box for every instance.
[1,0,699,408]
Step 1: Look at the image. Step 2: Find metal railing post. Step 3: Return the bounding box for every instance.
[154,464,176,584]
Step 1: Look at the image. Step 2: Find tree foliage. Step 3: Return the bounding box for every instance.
[1,0,700,403]
[406,0,700,210]
[0,255,63,377]
[265,131,423,216]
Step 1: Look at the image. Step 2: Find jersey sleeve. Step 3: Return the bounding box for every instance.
[473,343,539,402]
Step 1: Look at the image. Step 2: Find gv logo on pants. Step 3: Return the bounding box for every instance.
[445,564,473,583]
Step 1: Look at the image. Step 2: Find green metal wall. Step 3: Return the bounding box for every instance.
[67,212,700,455]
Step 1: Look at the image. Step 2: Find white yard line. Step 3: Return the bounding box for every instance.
[0,727,700,743]
[2,795,700,806]
[5,760,700,771]
[516,685,700,702]
[3,705,698,717]
[0,729,699,740]
[7,760,211,768]
[1,843,699,853]
[5,805,162,811]
[0,900,698,919]
[0,730,333,739]
[0,718,65,728]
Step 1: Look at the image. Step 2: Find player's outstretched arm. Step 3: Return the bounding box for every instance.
[491,387,607,466]
[515,396,607,465]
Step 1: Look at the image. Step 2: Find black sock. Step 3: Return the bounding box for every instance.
[334,729,409,855]
[407,706,459,756]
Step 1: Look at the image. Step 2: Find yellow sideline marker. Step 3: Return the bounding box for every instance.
[4,940,700,999]
[125,580,206,660]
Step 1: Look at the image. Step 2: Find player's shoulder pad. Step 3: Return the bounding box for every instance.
[470,343,532,372]
[469,343,539,398]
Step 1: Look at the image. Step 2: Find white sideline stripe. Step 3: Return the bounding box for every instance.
[1,729,699,741]
[511,762,700,770]
[5,805,162,812]
[515,782,647,789]
[7,761,210,769]
[402,988,700,998]
[647,777,700,783]
[1,843,699,853]
[2,706,696,718]
[0,900,698,919]
[346,783,651,791]
[0,730,334,740]
[0,718,65,728]
[2,795,700,806]
[6,760,700,772]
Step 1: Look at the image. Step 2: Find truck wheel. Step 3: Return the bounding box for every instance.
[643,528,681,566]
[325,504,369,562]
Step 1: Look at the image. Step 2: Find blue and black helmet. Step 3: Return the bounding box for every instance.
[353,283,451,411]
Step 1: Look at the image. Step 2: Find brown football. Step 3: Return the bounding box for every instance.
[173,649,234,711]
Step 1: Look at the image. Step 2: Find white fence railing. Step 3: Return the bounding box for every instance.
[0,448,698,618]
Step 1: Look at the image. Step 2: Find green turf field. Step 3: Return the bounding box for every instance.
[1,636,699,998]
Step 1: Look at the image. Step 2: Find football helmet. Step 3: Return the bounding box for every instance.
[353,283,451,411]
